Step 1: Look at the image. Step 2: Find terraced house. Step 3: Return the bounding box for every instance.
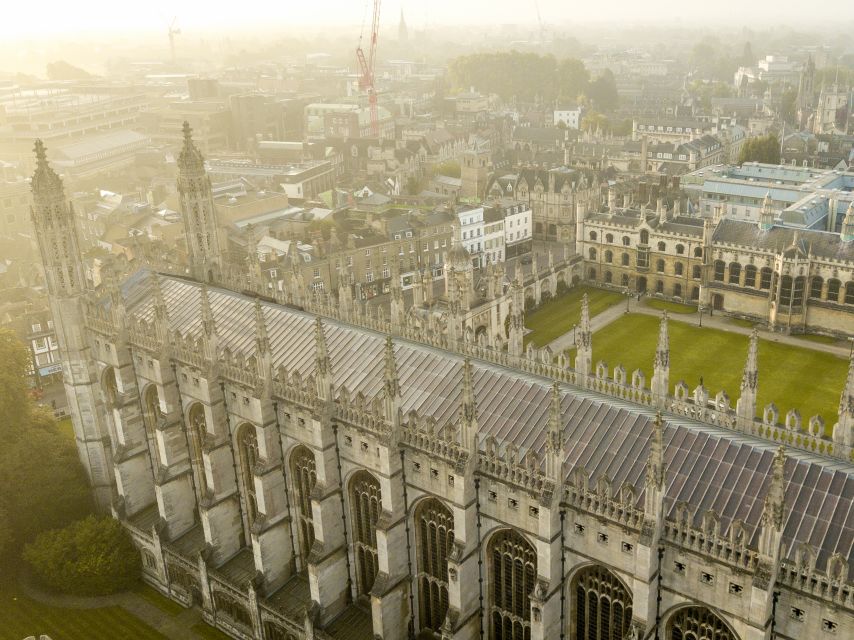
[33,127,854,640]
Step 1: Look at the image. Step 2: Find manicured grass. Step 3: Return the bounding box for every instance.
[57,416,74,439]
[0,579,169,640]
[135,583,185,616]
[525,286,625,347]
[643,298,697,314]
[727,317,756,329]
[795,333,840,346]
[191,622,234,640]
[592,314,848,429]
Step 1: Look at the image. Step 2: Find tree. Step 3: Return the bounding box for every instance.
[24,515,140,595]
[0,328,32,438]
[557,58,589,102]
[45,60,91,81]
[587,70,618,111]
[738,134,781,165]
[433,160,461,179]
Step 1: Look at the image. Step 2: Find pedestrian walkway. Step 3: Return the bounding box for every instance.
[546,296,852,359]
[16,568,206,640]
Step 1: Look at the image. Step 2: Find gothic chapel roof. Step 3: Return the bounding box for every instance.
[119,269,854,573]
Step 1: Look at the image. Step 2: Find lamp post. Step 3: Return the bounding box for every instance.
[572,323,577,347]
[848,336,854,360]
[698,304,705,328]
[625,288,632,313]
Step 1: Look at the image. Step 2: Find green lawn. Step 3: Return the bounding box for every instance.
[795,333,840,346]
[57,416,74,439]
[525,286,625,347]
[191,623,235,640]
[135,583,185,616]
[727,317,756,329]
[0,579,169,640]
[644,298,697,314]
[591,314,848,429]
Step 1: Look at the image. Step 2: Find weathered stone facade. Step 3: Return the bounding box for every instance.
[33,130,854,640]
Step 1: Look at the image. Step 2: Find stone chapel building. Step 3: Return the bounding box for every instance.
[31,127,854,640]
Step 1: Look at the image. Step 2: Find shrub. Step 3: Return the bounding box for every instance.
[24,515,140,595]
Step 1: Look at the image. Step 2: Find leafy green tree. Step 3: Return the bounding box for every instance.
[587,70,618,111]
[738,134,781,165]
[433,160,461,178]
[24,515,140,595]
[557,58,589,102]
[0,328,32,438]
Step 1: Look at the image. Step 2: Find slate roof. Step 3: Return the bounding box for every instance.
[713,219,854,262]
[120,271,854,573]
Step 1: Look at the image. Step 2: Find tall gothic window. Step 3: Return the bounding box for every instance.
[571,565,633,640]
[416,498,454,633]
[667,606,738,640]
[102,367,118,406]
[187,404,209,497]
[236,423,259,528]
[489,530,536,640]
[290,445,317,567]
[143,386,162,467]
[350,470,382,597]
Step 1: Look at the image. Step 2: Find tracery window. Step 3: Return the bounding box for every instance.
[744,265,757,288]
[809,276,823,299]
[845,282,854,305]
[621,253,630,267]
[604,250,613,264]
[604,271,613,284]
[143,386,163,467]
[827,278,841,301]
[693,247,703,258]
[728,263,741,284]
[792,276,805,306]
[674,262,683,276]
[589,248,597,260]
[759,268,773,290]
[236,423,259,528]
[779,275,793,306]
[667,606,738,640]
[490,530,536,640]
[657,241,666,251]
[571,565,633,640]
[416,498,454,633]
[350,470,382,597]
[692,265,701,280]
[291,445,317,566]
[640,230,649,245]
[187,404,209,497]
[656,259,665,274]
[713,261,725,282]
[213,591,252,629]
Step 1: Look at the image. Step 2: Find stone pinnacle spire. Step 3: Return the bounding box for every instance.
[644,411,667,518]
[200,284,216,336]
[833,350,854,446]
[759,446,787,556]
[842,200,854,242]
[741,329,759,392]
[654,312,670,369]
[314,316,329,377]
[546,381,564,480]
[178,121,204,174]
[578,293,591,349]
[459,358,478,451]
[651,313,670,404]
[384,335,399,400]
[31,139,64,197]
[254,299,269,355]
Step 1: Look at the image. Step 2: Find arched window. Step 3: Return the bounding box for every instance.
[490,530,536,640]
[657,241,666,251]
[656,259,665,273]
[692,265,701,280]
[103,367,118,406]
[604,250,613,264]
[622,236,630,246]
[713,261,725,282]
[572,565,633,640]
[845,282,854,305]
[621,273,629,287]
[675,244,685,255]
[350,470,381,597]
[621,253,630,266]
[589,248,597,260]
[674,262,684,276]
[809,276,823,299]
[744,265,757,288]
[691,286,700,300]
[792,276,805,306]
[605,233,614,243]
[143,386,162,467]
[604,271,613,284]
[416,498,454,633]
[673,283,682,298]
[667,606,738,640]
[213,592,252,630]
[827,279,841,301]
[187,404,209,497]
[656,280,664,294]
[236,423,259,529]
[291,445,317,567]
[640,230,649,244]
[728,262,741,284]
[779,275,793,306]
[588,268,597,280]
[760,268,773,290]
[693,247,703,258]
[589,231,598,241]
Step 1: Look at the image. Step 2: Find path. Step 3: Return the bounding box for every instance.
[546,296,853,359]
[17,569,206,640]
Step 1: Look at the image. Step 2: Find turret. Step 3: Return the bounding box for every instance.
[178,122,223,282]
[841,201,854,242]
[759,191,774,231]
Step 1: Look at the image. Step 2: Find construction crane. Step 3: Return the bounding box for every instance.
[168,17,181,65]
[356,0,381,137]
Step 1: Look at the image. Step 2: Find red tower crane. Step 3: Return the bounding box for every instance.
[356,0,381,137]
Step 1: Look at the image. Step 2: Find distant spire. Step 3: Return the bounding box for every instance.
[759,190,775,231]
[31,139,63,197]
[841,200,854,242]
[178,121,204,174]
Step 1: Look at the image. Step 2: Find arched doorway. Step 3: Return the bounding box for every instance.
[489,529,537,640]
[666,606,739,640]
[570,564,633,640]
[712,294,724,311]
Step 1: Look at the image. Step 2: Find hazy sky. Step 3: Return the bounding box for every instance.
[2,0,853,40]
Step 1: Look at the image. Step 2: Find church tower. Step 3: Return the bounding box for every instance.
[30,140,115,509]
[178,121,223,282]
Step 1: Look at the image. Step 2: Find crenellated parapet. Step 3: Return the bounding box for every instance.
[562,468,645,531]
[478,435,555,505]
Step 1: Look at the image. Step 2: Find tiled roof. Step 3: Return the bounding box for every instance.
[713,219,854,261]
[120,271,854,572]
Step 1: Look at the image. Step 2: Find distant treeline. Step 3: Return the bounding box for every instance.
[449,51,618,110]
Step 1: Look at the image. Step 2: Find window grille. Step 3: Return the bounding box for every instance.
[350,470,381,596]
[490,530,536,640]
[572,565,632,640]
[416,498,454,632]
[667,606,737,640]
[291,445,317,566]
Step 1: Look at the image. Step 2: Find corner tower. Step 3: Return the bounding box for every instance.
[178,121,222,282]
[30,139,115,509]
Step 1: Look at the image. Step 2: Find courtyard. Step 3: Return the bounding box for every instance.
[524,286,626,347]
[580,313,849,429]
